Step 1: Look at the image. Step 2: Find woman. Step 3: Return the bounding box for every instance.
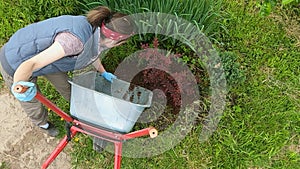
[0,5,135,141]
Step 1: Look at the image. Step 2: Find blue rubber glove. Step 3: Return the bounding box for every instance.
[101,71,117,83]
[11,81,37,102]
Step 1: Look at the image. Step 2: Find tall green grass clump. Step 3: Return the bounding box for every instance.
[79,0,223,42]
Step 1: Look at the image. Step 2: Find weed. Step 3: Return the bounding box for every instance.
[0,162,10,169]
[0,74,4,90]
[219,51,246,89]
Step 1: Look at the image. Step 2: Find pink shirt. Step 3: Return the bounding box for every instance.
[54,30,107,60]
[54,31,105,56]
[54,32,84,56]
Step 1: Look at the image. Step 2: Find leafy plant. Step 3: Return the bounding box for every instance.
[134,38,184,109]
[219,51,246,89]
[112,37,206,132]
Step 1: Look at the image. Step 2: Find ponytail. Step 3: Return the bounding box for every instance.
[86,6,111,28]
[87,6,135,36]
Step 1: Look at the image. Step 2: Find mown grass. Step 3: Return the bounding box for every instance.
[209,1,300,168]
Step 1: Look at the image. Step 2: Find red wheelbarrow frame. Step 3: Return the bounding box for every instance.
[33,92,158,169]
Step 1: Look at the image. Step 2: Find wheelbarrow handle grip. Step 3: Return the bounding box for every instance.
[13,84,28,93]
[149,128,158,138]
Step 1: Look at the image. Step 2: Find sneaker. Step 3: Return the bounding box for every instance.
[93,137,107,153]
[40,122,59,137]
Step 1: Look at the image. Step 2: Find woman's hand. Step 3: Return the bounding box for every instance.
[92,59,116,82]
[11,81,37,101]
[101,71,117,82]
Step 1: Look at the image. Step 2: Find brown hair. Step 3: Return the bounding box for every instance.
[86,6,135,36]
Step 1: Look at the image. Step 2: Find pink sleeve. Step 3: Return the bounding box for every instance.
[54,32,84,56]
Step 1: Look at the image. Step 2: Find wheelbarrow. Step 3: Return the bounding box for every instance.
[14,71,158,169]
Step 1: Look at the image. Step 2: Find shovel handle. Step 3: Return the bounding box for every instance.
[13,84,28,93]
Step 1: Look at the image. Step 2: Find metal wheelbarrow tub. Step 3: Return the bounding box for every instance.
[69,71,153,133]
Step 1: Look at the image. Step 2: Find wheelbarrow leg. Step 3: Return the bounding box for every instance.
[41,135,70,169]
[41,128,78,169]
[114,142,123,169]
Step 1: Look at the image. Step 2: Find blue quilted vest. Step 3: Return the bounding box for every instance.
[3,15,99,77]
